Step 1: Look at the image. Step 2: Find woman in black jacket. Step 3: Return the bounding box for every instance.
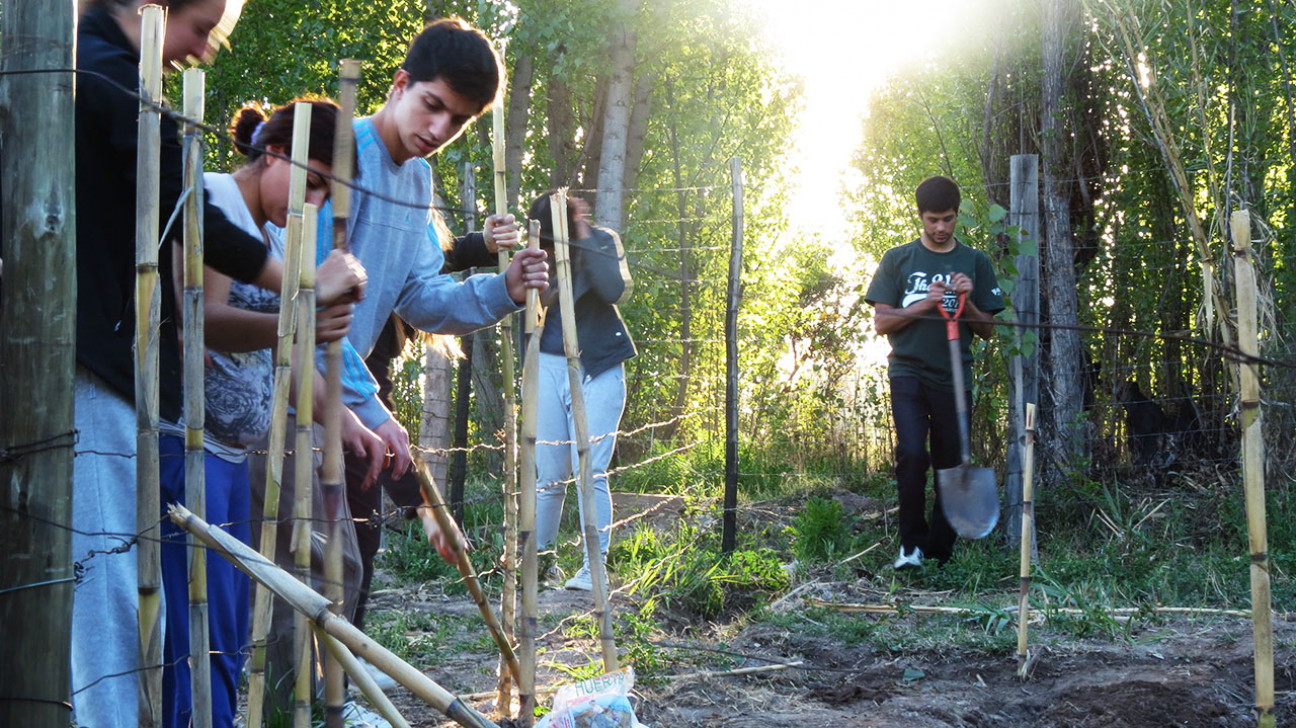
[527,194,636,591]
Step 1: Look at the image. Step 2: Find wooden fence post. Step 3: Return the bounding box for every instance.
[0,1,77,724]
[1004,154,1039,550]
[135,8,166,725]
[721,158,744,555]
[1231,209,1274,728]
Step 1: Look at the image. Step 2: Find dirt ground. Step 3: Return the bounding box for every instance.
[362,494,1294,728]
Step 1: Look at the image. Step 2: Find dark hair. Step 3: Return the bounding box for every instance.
[88,0,212,10]
[526,193,578,248]
[915,176,961,214]
[230,98,351,171]
[402,17,505,113]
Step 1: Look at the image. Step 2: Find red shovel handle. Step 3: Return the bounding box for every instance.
[937,290,966,341]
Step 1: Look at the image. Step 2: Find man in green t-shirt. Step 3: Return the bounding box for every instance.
[865,176,1004,569]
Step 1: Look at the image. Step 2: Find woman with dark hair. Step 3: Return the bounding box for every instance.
[156,98,359,728]
[71,2,364,725]
[526,194,635,591]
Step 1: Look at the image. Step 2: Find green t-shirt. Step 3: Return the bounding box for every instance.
[865,238,1005,390]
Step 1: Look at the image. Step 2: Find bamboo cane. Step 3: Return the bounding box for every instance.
[167,504,501,728]
[517,219,544,726]
[292,202,318,728]
[180,67,213,728]
[245,110,309,728]
[549,189,618,672]
[322,58,360,728]
[491,102,520,714]
[411,453,521,687]
[1232,209,1275,728]
[135,8,165,725]
[312,625,410,728]
[1015,402,1036,679]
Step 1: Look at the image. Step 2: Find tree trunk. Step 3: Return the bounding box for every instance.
[547,74,575,188]
[0,4,77,726]
[420,343,455,491]
[505,52,534,212]
[620,68,656,229]
[577,75,610,197]
[593,0,640,229]
[1039,0,1087,482]
[472,331,504,473]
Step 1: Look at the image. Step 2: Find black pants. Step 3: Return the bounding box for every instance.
[345,451,424,630]
[889,376,969,562]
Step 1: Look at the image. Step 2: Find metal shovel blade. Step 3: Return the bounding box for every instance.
[937,464,999,539]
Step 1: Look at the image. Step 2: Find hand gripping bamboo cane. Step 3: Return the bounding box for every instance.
[1015,403,1036,679]
[168,504,501,728]
[180,67,213,728]
[322,59,360,728]
[491,101,521,714]
[292,206,318,728]
[245,105,310,728]
[517,219,544,726]
[550,189,618,672]
[411,452,521,688]
[135,8,165,725]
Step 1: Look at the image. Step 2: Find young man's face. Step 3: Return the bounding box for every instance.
[386,70,482,163]
[920,208,958,247]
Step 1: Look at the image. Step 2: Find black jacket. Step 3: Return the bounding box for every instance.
[537,226,636,378]
[77,6,268,421]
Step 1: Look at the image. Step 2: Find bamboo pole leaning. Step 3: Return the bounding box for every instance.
[411,452,522,688]
[134,8,165,725]
[1015,403,1036,680]
[167,505,501,728]
[180,67,213,728]
[313,625,410,728]
[322,58,361,728]
[550,189,618,672]
[517,219,545,726]
[491,102,520,714]
[292,203,319,728]
[245,106,310,728]
[1232,209,1275,728]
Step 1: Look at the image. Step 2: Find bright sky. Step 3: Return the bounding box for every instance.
[737,0,965,244]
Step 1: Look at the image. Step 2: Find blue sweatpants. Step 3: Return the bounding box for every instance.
[159,434,251,728]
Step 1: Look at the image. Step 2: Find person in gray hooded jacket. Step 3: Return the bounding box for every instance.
[527,194,636,591]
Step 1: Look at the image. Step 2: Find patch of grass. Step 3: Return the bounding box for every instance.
[365,608,494,668]
[787,496,854,563]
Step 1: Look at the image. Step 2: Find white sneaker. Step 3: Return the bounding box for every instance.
[357,657,398,692]
[893,546,924,570]
[342,700,393,728]
[565,564,593,591]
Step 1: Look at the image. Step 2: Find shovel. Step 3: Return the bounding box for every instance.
[936,291,999,539]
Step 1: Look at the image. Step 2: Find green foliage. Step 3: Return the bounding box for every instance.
[787,496,852,563]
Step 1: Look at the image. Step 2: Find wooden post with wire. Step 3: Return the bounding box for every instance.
[1231,209,1274,728]
[1015,402,1036,679]
[721,157,743,554]
[245,103,310,728]
[550,189,619,672]
[517,218,544,726]
[134,7,166,725]
[292,202,319,728]
[491,103,521,713]
[322,58,361,728]
[180,67,213,728]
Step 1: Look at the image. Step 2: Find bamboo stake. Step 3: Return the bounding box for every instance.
[491,102,520,714]
[809,598,1261,620]
[322,58,360,728]
[292,201,318,728]
[517,219,544,727]
[1015,403,1036,679]
[167,505,501,728]
[245,111,309,728]
[180,67,213,728]
[134,8,165,725]
[411,453,521,687]
[1232,209,1274,728]
[312,625,410,728]
[550,189,618,672]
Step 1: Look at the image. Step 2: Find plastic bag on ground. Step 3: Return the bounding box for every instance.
[535,666,650,728]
